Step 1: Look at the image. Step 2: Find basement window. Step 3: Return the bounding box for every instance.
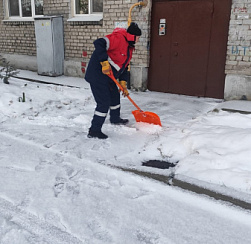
[5,0,43,20]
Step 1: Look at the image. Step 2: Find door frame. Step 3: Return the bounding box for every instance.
[148,0,232,99]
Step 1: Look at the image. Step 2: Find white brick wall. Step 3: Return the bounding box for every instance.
[226,0,251,75]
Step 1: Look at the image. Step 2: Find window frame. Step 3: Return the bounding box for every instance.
[69,0,103,22]
[5,0,44,21]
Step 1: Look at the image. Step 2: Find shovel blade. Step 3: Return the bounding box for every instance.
[132,110,162,126]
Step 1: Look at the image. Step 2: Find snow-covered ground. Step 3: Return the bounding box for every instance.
[1,70,251,243]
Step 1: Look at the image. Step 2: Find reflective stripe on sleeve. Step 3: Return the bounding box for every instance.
[110,104,121,110]
[108,57,120,71]
[94,111,107,117]
[103,37,110,50]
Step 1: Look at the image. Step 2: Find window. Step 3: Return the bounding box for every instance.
[75,0,103,15]
[8,0,43,18]
[68,0,103,22]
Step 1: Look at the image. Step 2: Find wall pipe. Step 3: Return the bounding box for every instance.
[128,1,147,26]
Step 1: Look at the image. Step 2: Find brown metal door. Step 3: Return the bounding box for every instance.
[148,1,176,93]
[169,1,213,96]
[148,0,231,98]
[148,0,213,96]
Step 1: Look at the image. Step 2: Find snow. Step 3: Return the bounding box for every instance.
[1,70,251,243]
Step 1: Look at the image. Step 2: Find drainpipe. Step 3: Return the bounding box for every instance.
[127,0,147,89]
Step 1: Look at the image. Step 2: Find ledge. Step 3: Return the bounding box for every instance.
[67,14,103,22]
[3,18,34,22]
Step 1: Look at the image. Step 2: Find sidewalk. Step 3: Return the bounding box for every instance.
[15,69,87,88]
[13,69,251,210]
[16,69,251,112]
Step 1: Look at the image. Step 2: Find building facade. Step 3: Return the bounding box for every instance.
[0,0,251,100]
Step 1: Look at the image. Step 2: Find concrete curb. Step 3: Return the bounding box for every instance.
[172,178,251,211]
[114,166,251,211]
[221,108,251,115]
[13,76,81,88]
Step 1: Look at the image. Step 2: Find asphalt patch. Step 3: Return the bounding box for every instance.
[142,160,177,169]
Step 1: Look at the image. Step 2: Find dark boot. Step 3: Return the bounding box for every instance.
[87,129,108,139]
[110,118,129,125]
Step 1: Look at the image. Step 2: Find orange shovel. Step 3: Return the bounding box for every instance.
[108,73,162,126]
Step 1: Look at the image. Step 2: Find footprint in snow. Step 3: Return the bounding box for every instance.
[35,160,53,171]
[44,211,67,230]
[136,228,160,244]
[53,168,82,197]
[53,177,67,197]
[18,192,32,208]
[91,141,110,151]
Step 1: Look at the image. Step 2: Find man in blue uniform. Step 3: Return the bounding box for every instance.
[85,22,142,139]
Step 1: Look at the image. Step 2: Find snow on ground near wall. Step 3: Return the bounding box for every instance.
[1,74,251,243]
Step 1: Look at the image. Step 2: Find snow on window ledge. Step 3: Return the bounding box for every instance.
[3,17,35,22]
[67,14,103,22]
[3,15,44,22]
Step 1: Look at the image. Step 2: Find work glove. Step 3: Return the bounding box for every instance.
[119,80,129,97]
[100,61,111,75]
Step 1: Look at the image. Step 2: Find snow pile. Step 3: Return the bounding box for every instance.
[173,112,251,192]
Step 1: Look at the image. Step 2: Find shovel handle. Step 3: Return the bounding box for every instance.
[108,73,141,111]
[126,95,141,111]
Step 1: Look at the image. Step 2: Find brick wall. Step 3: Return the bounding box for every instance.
[0,0,150,69]
[1,0,250,76]
[0,0,36,56]
[226,0,251,75]
[64,0,150,66]
[0,22,36,55]
[43,0,70,18]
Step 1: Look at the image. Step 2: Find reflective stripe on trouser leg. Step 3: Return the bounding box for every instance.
[110,104,121,122]
[90,110,107,132]
[94,111,107,117]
